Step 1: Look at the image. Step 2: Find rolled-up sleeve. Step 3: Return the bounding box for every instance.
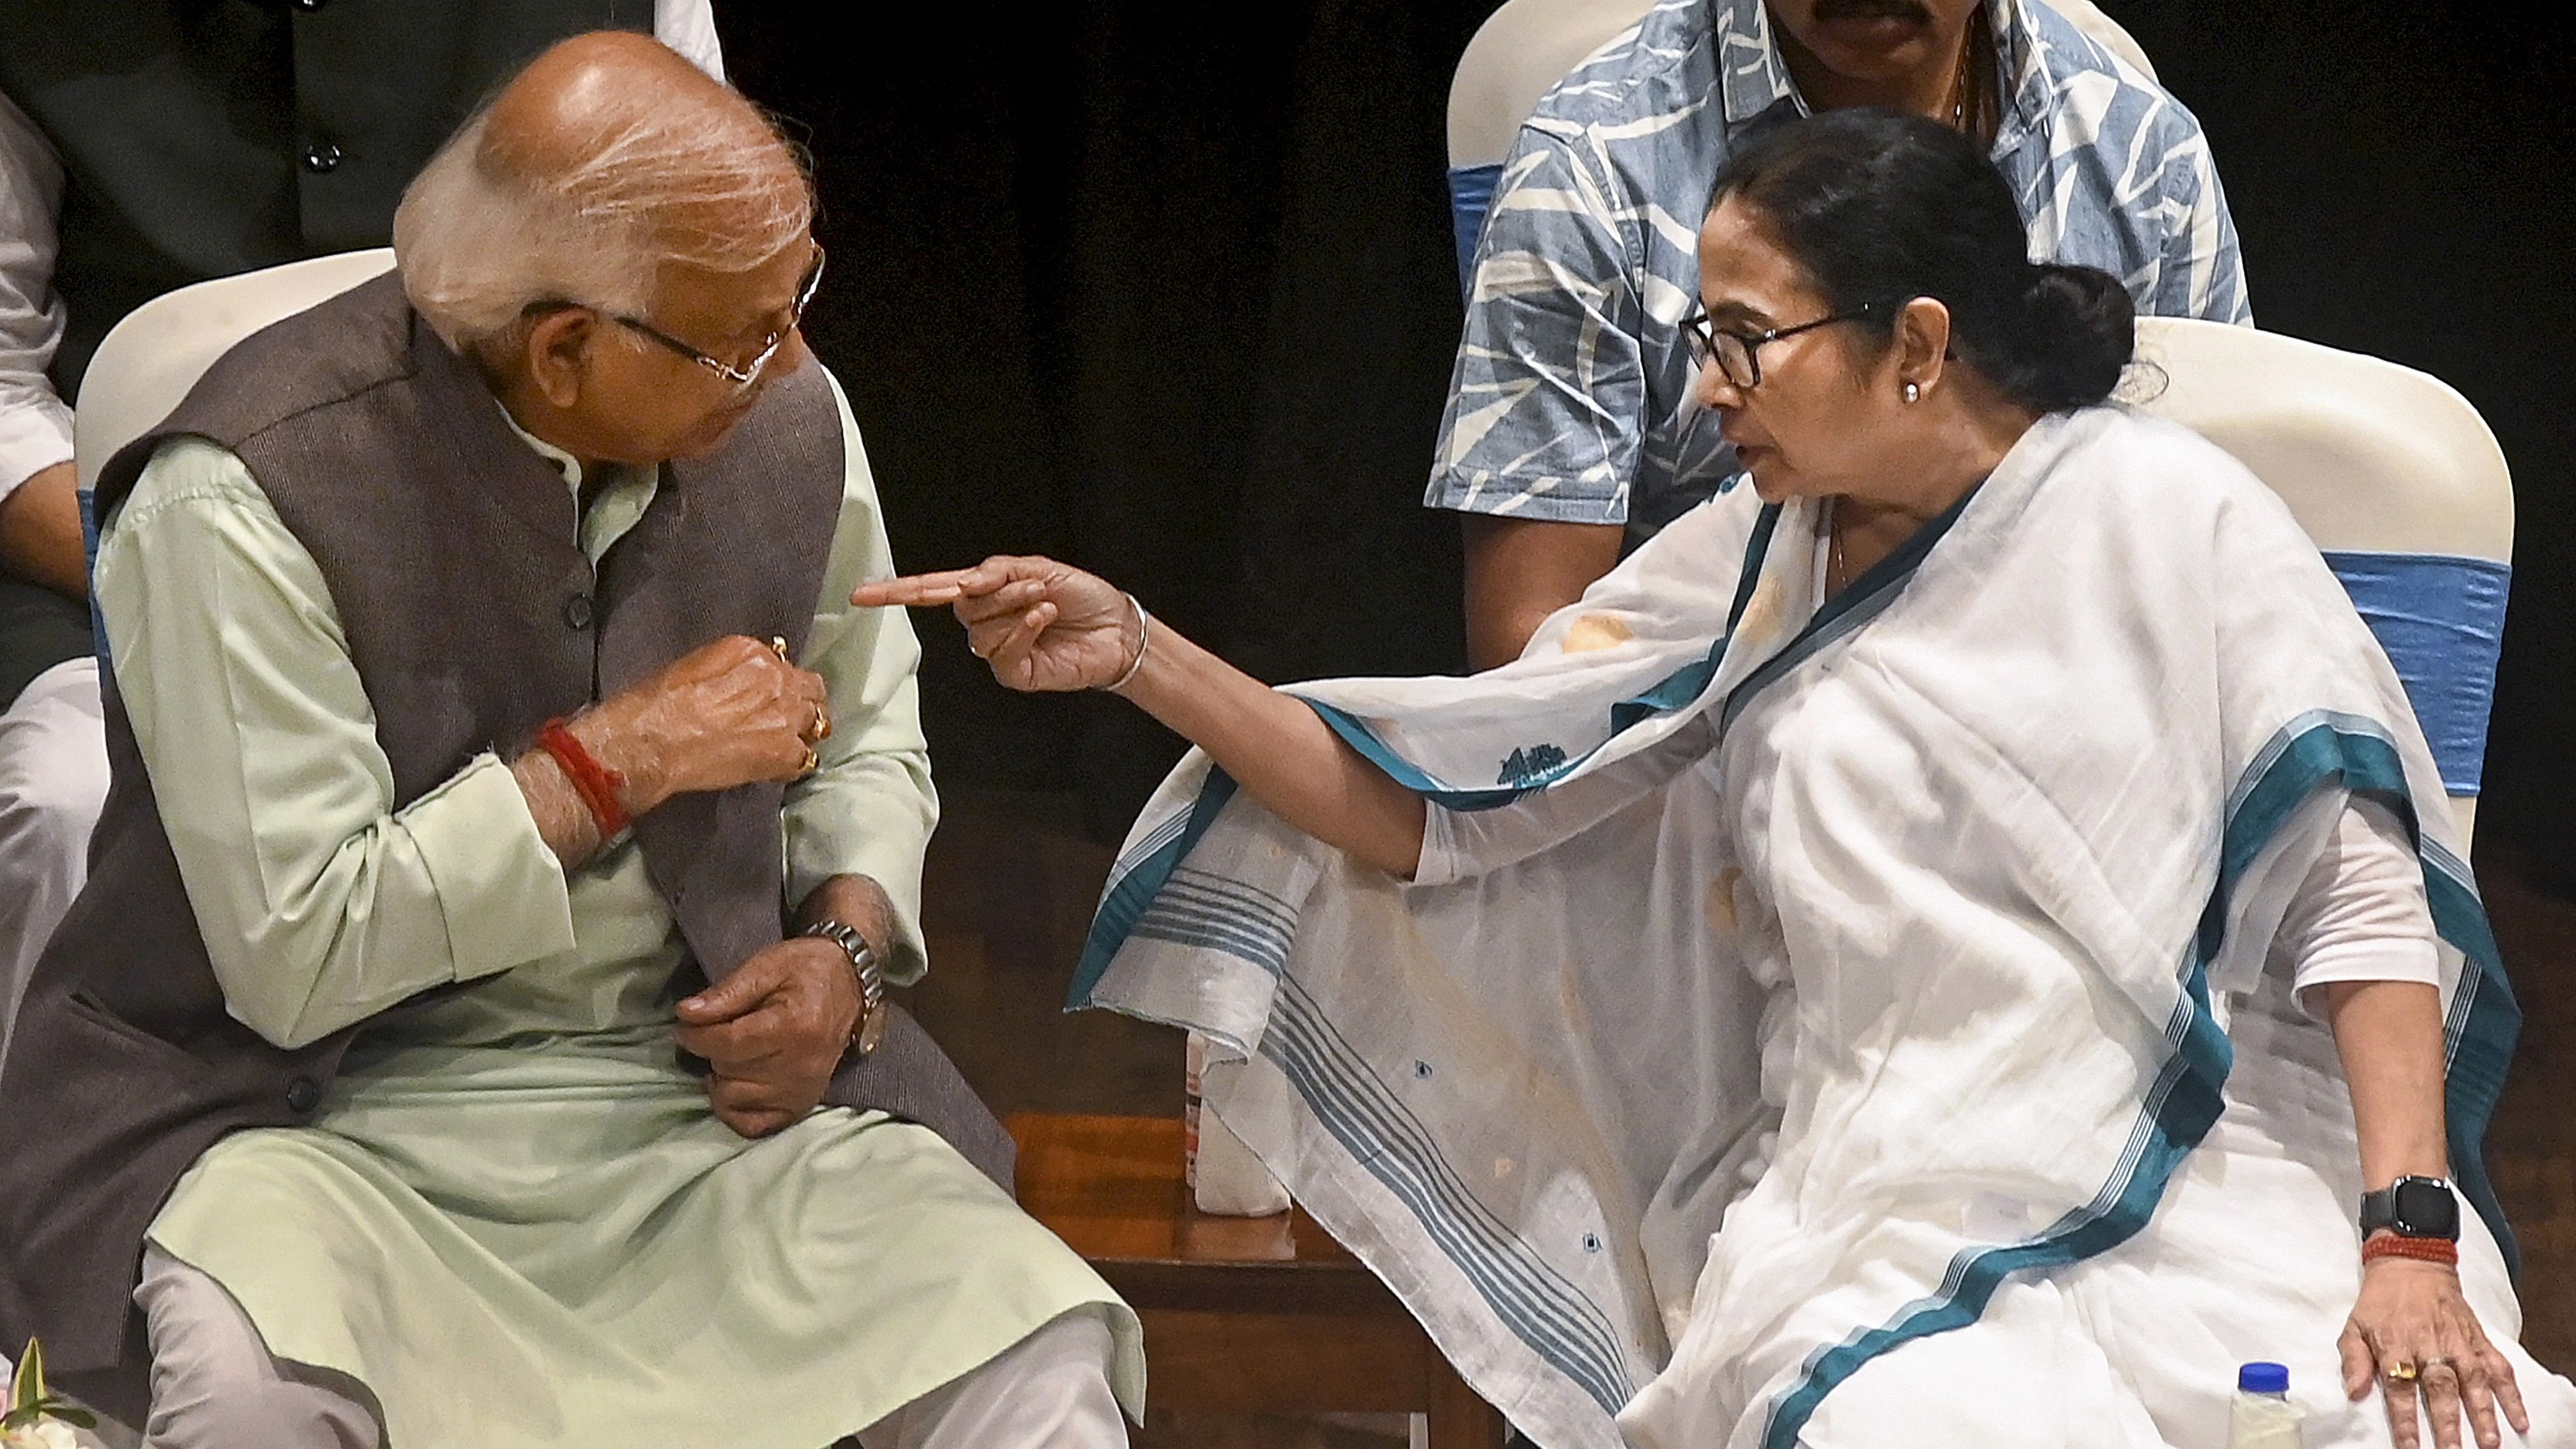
[95,438,575,1050]
[0,88,72,500]
[782,370,940,983]
[1426,131,1649,526]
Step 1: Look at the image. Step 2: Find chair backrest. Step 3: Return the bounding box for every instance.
[73,248,399,496]
[2134,317,2513,844]
[1442,0,2157,292]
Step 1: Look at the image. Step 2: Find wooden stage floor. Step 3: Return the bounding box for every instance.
[911,791,2576,1444]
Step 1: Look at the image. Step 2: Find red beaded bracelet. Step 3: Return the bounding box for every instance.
[2362,1230,2460,1268]
[535,718,630,840]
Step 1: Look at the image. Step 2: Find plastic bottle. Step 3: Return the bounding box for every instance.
[2229,1362,2305,1448]
[1184,1031,1290,1216]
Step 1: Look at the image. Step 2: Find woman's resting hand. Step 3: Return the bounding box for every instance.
[2340,1256,2528,1449]
[853,556,1139,694]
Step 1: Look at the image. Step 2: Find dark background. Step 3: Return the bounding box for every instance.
[717,1,2575,860]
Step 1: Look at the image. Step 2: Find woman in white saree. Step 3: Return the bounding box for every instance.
[861,111,2572,1449]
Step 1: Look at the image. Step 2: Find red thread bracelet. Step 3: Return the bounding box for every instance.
[2362,1231,2460,1268]
[535,718,630,840]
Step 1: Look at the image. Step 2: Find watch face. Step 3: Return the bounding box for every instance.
[2393,1178,2462,1240]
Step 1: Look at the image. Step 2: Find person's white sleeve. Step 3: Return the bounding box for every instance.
[781,368,940,983]
[0,88,71,502]
[1414,717,1712,887]
[2276,798,2441,1015]
[94,438,577,1051]
[652,0,727,83]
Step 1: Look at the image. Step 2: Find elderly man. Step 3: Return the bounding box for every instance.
[0,33,1140,1449]
[0,0,726,1096]
[1440,0,2252,667]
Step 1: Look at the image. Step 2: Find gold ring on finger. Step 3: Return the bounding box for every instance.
[799,746,819,775]
[770,635,791,662]
[2383,1360,2420,1385]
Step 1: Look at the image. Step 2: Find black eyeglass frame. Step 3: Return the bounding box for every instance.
[526,241,827,390]
[1682,300,1887,390]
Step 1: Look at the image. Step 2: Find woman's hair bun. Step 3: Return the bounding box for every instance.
[1997,262,2134,413]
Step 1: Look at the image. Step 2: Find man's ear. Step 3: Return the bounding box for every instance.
[1893,296,1952,400]
[522,308,597,410]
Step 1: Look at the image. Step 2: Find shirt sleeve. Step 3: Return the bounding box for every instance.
[93,439,576,1050]
[1424,130,1650,526]
[1414,716,1712,887]
[782,368,940,985]
[0,88,72,501]
[2149,112,2253,326]
[652,0,727,82]
[2275,798,2441,1015]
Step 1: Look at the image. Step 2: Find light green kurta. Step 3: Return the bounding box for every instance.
[95,369,1141,1446]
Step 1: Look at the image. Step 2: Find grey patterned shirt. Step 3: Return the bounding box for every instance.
[1429,0,2251,537]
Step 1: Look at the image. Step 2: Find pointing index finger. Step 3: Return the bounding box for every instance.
[851,572,973,608]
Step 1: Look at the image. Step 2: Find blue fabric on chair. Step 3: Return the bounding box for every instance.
[1449,163,1503,298]
[2326,551,2508,797]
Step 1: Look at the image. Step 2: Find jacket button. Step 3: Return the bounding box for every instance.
[285,1077,321,1113]
[564,592,595,630]
[302,140,342,174]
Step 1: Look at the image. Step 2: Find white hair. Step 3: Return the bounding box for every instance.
[393,79,813,348]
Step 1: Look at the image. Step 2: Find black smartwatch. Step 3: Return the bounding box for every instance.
[2359,1176,2460,1241]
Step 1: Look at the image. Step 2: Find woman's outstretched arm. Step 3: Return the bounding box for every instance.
[855,555,1428,877]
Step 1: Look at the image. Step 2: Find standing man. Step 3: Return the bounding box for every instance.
[1437,0,2250,667]
[0,1,724,1068]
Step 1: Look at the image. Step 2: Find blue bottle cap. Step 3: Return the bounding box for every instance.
[2239,1362,2290,1394]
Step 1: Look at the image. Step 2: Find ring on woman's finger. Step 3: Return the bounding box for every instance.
[798,746,819,775]
[2384,1360,2421,1385]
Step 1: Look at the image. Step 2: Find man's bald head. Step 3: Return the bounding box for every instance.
[395,31,812,347]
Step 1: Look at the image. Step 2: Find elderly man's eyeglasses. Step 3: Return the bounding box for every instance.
[1682,301,1882,390]
[618,242,825,389]
[533,243,826,391]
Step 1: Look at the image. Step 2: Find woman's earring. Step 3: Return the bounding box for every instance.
[1902,382,1921,404]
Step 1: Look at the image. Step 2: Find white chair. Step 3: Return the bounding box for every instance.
[1444,1,2156,289]
[2135,317,2513,844]
[73,248,399,499]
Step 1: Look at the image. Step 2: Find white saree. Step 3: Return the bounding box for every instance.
[1073,407,2569,1448]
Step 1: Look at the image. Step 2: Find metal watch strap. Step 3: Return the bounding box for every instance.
[802,918,888,1058]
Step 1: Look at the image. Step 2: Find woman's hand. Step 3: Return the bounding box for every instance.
[2339,1256,2527,1449]
[862,552,1428,876]
[853,556,1139,694]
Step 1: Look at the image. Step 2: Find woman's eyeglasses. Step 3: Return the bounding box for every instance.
[1681,300,1882,390]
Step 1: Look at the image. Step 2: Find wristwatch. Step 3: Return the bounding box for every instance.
[2359,1175,2460,1241]
[802,918,888,1058]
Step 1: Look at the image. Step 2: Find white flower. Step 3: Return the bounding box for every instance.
[1,1420,80,1449]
